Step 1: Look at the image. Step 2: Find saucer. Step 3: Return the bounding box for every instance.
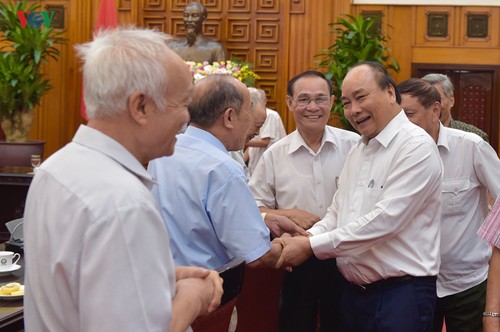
[0,264,21,276]
[0,285,24,301]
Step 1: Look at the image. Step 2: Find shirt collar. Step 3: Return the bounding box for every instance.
[72,125,156,189]
[436,122,450,152]
[288,127,336,155]
[184,125,228,153]
[367,110,406,148]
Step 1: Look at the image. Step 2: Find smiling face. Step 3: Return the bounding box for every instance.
[247,100,267,142]
[286,75,332,136]
[150,55,192,157]
[341,65,398,140]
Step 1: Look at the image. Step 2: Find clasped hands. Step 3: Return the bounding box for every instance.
[263,210,317,271]
[271,233,314,271]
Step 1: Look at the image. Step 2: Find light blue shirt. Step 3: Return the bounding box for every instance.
[148,126,271,269]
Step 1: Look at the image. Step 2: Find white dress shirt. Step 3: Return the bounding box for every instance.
[309,111,443,285]
[436,123,500,297]
[249,126,359,217]
[24,125,179,332]
[247,108,286,176]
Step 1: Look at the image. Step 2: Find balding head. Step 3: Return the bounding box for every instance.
[188,75,252,151]
[188,75,245,128]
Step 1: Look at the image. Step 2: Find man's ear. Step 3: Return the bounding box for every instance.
[286,95,294,112]
[128,91,148,125]
[432,101,441,122]
[223,108,236,129]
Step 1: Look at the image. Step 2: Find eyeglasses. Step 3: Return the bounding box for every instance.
[293,96,331,107]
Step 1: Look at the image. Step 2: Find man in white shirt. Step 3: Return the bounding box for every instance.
[274,62,443,332]
[23,28,222,332]
[249,70,359,332]
[398,78,500,332]
[229,88,268,181]
[246,88,287,176]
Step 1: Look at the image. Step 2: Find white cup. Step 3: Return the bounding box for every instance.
[0,251,20,270]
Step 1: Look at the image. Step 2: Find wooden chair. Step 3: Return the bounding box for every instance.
[192,258,245,332]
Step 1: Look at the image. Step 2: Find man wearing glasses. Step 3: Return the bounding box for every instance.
[249,70,359,332]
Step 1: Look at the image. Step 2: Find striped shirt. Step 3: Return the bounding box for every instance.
[478,198,500,248]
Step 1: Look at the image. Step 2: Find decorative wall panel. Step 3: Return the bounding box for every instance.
[256,19,279,43]
[226,19,250,42]
[204,19,223,39]
[228,0,250,13]
[257,0,279,13]
[361,10,383,34]
[258,82,279,103]
[290,0,305,14]
[466,13,489,39]
[255,49,278,72]
[427,13,448,38]
[143,0,165,11]
[226,47,250,62]
[170,18,185,34]
[461,85,487,128]
[416,7,454,46]
[45,5,65,29]
[170,0,188,11]
[143,16,166,31]
[203,0,223,13]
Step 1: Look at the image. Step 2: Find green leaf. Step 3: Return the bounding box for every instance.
[314,14,399,131]
[0,0,65,121]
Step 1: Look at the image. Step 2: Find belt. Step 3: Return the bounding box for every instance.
[353,275,434,292]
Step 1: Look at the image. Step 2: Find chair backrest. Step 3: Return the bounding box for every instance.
[191,258,245,332]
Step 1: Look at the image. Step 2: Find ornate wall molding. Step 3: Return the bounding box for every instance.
[353,0,499,5]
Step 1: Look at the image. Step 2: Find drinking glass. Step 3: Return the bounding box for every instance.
[31,154,41,171]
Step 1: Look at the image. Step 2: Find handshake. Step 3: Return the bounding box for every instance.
[271,234,314,271]
[262,212,316,271]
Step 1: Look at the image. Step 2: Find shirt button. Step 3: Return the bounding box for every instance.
[319,204,324,208]
[316,180,321,184]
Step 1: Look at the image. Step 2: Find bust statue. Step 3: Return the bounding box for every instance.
[168,2,226,63]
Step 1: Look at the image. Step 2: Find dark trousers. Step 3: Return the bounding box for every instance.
[339,276,437,332]
[433,280,486,332]
[279,257,345,332]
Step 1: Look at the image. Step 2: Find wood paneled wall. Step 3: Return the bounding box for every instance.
[22,0,500,159]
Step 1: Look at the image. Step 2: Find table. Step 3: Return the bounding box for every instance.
[0,247,24,331]
[0,167,33,242]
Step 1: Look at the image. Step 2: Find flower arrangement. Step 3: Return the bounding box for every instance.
[185,60,260,87]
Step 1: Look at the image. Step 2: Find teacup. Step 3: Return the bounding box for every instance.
[0,251,20,270]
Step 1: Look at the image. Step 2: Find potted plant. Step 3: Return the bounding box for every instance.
[315,14,399,129]
[0,0,63,143]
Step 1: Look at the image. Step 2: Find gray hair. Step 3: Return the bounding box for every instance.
[248,87,265,112]
[256,88,267,104]
[75,28,172,119]
[421,73,454,98]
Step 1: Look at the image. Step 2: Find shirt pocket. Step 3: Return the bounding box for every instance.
[441,177,470,213]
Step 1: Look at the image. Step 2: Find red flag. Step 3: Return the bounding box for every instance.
[95,0,118,33]
[80,0,118,121]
